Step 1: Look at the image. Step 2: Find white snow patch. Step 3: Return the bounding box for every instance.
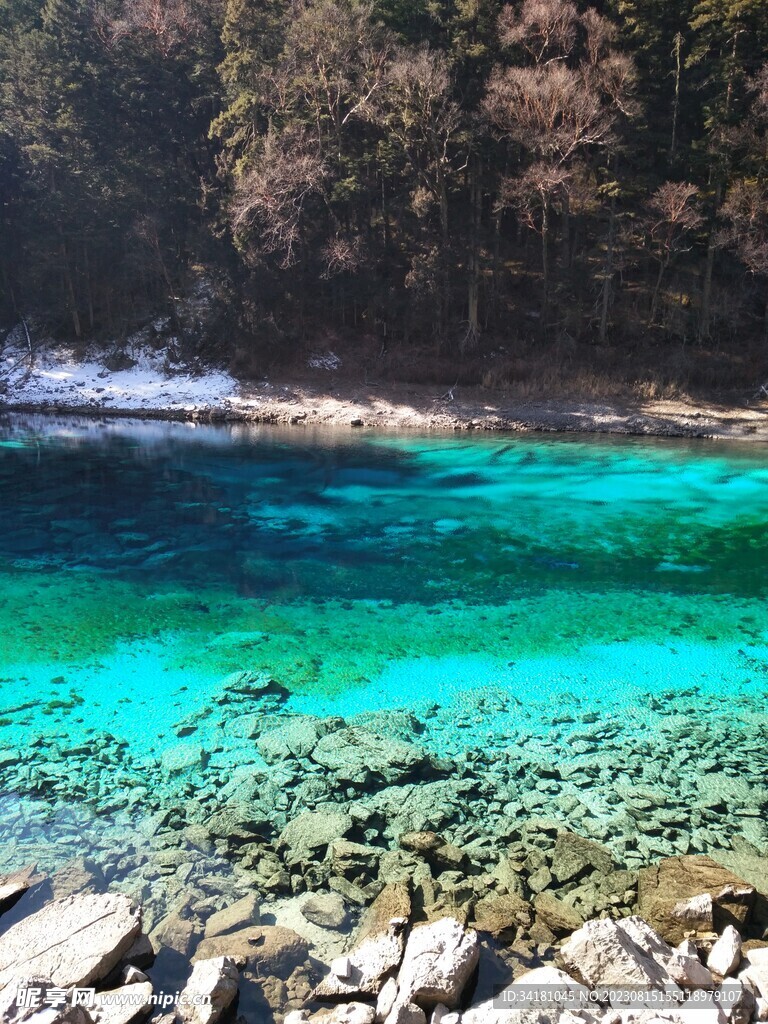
[308,350,341,371]
[0,343,242,412]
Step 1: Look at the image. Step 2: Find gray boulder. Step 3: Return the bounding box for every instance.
[301,893,348,930]
[257,717,344,763]
[394,917,479,1011]
[278,811,354,867]
[311,729,437,787]
[175,956,238,1024]
[203,893,260,939]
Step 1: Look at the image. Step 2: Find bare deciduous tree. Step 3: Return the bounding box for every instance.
[498,161,571,322]
[498,0,580,65]
[645,181,703,326]
[720,179,768,339]
[484,0,635,329]
[94,0,204,55]
[231,130,327,267]
[277,0,393,158]
[367,45,465,342]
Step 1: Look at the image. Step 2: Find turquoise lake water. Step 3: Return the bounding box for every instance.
[1,413,767,877]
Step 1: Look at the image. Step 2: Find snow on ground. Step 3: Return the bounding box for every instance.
[0,343,242,412]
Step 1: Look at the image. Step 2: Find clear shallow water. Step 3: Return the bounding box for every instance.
[1,413,768,878]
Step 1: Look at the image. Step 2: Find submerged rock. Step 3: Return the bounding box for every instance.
[278,811,354,868]
[160,744,208,776]
[50,857,106,900]
[311,728,440,787]
[150,910,198,958]
[258,716,345,764]
[203,893,260,939]
[301,893,348,930]
[533,892,584,935]
[218,671,287,699]
[193,924,309,981]
[472,892,532,938]
[550,832,615,885]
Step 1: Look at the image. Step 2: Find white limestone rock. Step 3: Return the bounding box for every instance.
[718,979,755,1024]
[383,1004,426,1024]
[376,977,398,1021]
[394,918,479,1011]
[310,1005,376,1024]
[431,1005,461,1024]
[91,981,154,1024]
[737,946,768,1003]
[462,1003,565,1024]
[675,942,699,960]
[707,928,742,980]
[560,916,713,1002]
[619,918,714,990]
[314,921,406,999]
[175,956,238,1024]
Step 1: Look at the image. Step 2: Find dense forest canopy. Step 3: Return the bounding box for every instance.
[1,0,768,388]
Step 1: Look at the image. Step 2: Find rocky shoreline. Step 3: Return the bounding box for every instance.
[0,839,767,1024]
[4,375,768,443]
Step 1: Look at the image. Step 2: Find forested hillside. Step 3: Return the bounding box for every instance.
[2,0,768,390]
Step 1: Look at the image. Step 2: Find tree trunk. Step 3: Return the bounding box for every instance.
[670,33,682,164]
[560,191,571,276]
[61,241,82,340]
[649,258,666,326]
[698,179,723,343]
[599,193,617,344]
[541,198,550,331]
[464,155,482,353]
[437,169,450,349]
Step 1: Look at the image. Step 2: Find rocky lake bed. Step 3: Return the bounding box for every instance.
[1,669,768,1022]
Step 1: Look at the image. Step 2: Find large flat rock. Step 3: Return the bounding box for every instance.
[193,925,309,981]
[638,856,755,944]
[0,893,141,990]
[310,728,436,786]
